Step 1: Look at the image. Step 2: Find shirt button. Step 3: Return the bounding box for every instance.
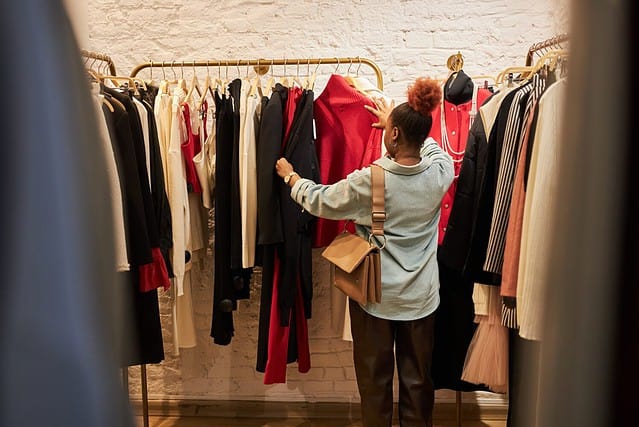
[450,107,455,111]
[444,203,450,209]
[443,227,447,232]
[451,131,456,136]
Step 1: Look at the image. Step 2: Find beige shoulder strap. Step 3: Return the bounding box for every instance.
[370,164,386,236]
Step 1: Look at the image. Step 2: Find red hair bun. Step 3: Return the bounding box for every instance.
[407,78,442,117]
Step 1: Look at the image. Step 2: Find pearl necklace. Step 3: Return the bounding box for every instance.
[439,83,479,177]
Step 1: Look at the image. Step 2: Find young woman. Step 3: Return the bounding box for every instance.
[276,78,453,426]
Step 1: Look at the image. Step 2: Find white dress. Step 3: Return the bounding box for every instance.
[239,81,260,268]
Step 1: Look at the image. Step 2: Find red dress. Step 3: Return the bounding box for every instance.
[429,87,492,245]
[312,74,383,248]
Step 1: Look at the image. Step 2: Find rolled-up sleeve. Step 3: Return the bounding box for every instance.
[290,169,370,221]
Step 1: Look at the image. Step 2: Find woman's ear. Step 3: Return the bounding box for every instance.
[391,126,400,141]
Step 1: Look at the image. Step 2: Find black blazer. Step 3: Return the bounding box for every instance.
[257,84,288,245]
[278,89,320,324]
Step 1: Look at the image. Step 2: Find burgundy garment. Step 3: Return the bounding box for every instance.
[282,86,302,152]
[312,74,383,248]
[180,102,203,193]
[263,256,310,384]
[429,88,492,245]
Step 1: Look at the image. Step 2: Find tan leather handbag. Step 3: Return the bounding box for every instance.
[321,164,385,305]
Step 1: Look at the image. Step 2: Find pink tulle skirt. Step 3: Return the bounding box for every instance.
[461,286,509,393]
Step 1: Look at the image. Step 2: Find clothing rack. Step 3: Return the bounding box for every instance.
[81,49,117,75]
[129,56,384,90]
[525,33,569,66]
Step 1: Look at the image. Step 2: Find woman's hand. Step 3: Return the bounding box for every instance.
[275,157,295,179]
[365,97,395,129]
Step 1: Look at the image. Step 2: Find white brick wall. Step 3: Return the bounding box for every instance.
[85,0,569,405]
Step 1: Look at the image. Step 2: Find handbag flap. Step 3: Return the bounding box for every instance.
[321,232,374,273]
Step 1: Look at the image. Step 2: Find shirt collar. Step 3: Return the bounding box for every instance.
[374,152,433,175]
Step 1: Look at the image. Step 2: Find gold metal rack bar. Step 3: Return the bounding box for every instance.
[526,33,569,66]
[81,49,117,75]
[130,56,384,90]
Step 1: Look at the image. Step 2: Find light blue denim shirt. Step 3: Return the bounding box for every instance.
[290,138,454,320]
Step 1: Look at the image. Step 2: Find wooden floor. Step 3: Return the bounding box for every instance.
[139,416,505,427]
[132,400,507,427]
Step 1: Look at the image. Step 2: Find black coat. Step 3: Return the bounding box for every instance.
[431,83,492,392]
[136,92,173,277]
[101,98,164,367]
[278,89,319,323]
[101,93,153,267]
[438,102,491,273]
[439,89,519,285]
[211,89,236,345]
[257,84,288,245]
[103,87,162,251]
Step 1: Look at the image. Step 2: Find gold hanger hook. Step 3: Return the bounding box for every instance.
[149,59,153,81]
[296,59,300,78]
[314,58,322,74]
[348,58,355,75]
[236,59,241,77]
[356,57,362,75]
[181,61,185,79]
[225,60,229,80]
[335,57,340,73]
[171,61,176,80]
[307,58,311,76]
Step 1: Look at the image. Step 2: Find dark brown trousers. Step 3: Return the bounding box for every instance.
[349,299,435,427]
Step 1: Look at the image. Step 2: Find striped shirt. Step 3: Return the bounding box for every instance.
[483,76,544,274]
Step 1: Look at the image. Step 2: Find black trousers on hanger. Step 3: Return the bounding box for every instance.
[349,300,435,427]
